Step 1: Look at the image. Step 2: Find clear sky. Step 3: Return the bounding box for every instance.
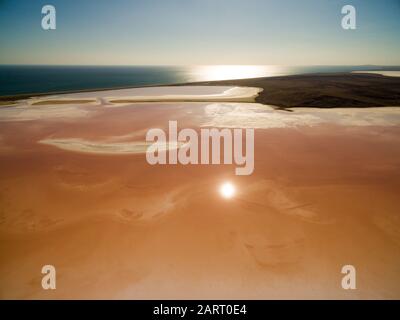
[0,0,399,65]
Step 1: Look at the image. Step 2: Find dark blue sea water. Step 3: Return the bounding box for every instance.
[1,65,399,96]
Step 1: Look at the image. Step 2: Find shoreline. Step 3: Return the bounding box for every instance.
[182,72,400,109]
[1,72,400,109]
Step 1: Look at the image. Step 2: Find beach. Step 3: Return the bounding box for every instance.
[0,73,400,299]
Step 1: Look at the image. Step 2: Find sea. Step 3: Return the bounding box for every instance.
[1,65,399,97]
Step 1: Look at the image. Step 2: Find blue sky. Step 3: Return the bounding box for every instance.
[0,0,399,65]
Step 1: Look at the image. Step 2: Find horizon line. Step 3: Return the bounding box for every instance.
[1,64,400,67]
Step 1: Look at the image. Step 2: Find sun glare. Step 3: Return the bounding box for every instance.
[219,182,236,199]
[191,65,278,82]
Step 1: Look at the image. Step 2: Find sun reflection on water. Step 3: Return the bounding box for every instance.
[190,65,283,82]
[219,182,236,199]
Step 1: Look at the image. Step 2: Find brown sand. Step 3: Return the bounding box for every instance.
[0,101,400,299]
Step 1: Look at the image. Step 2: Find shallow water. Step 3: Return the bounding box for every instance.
[1,94,400,298]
